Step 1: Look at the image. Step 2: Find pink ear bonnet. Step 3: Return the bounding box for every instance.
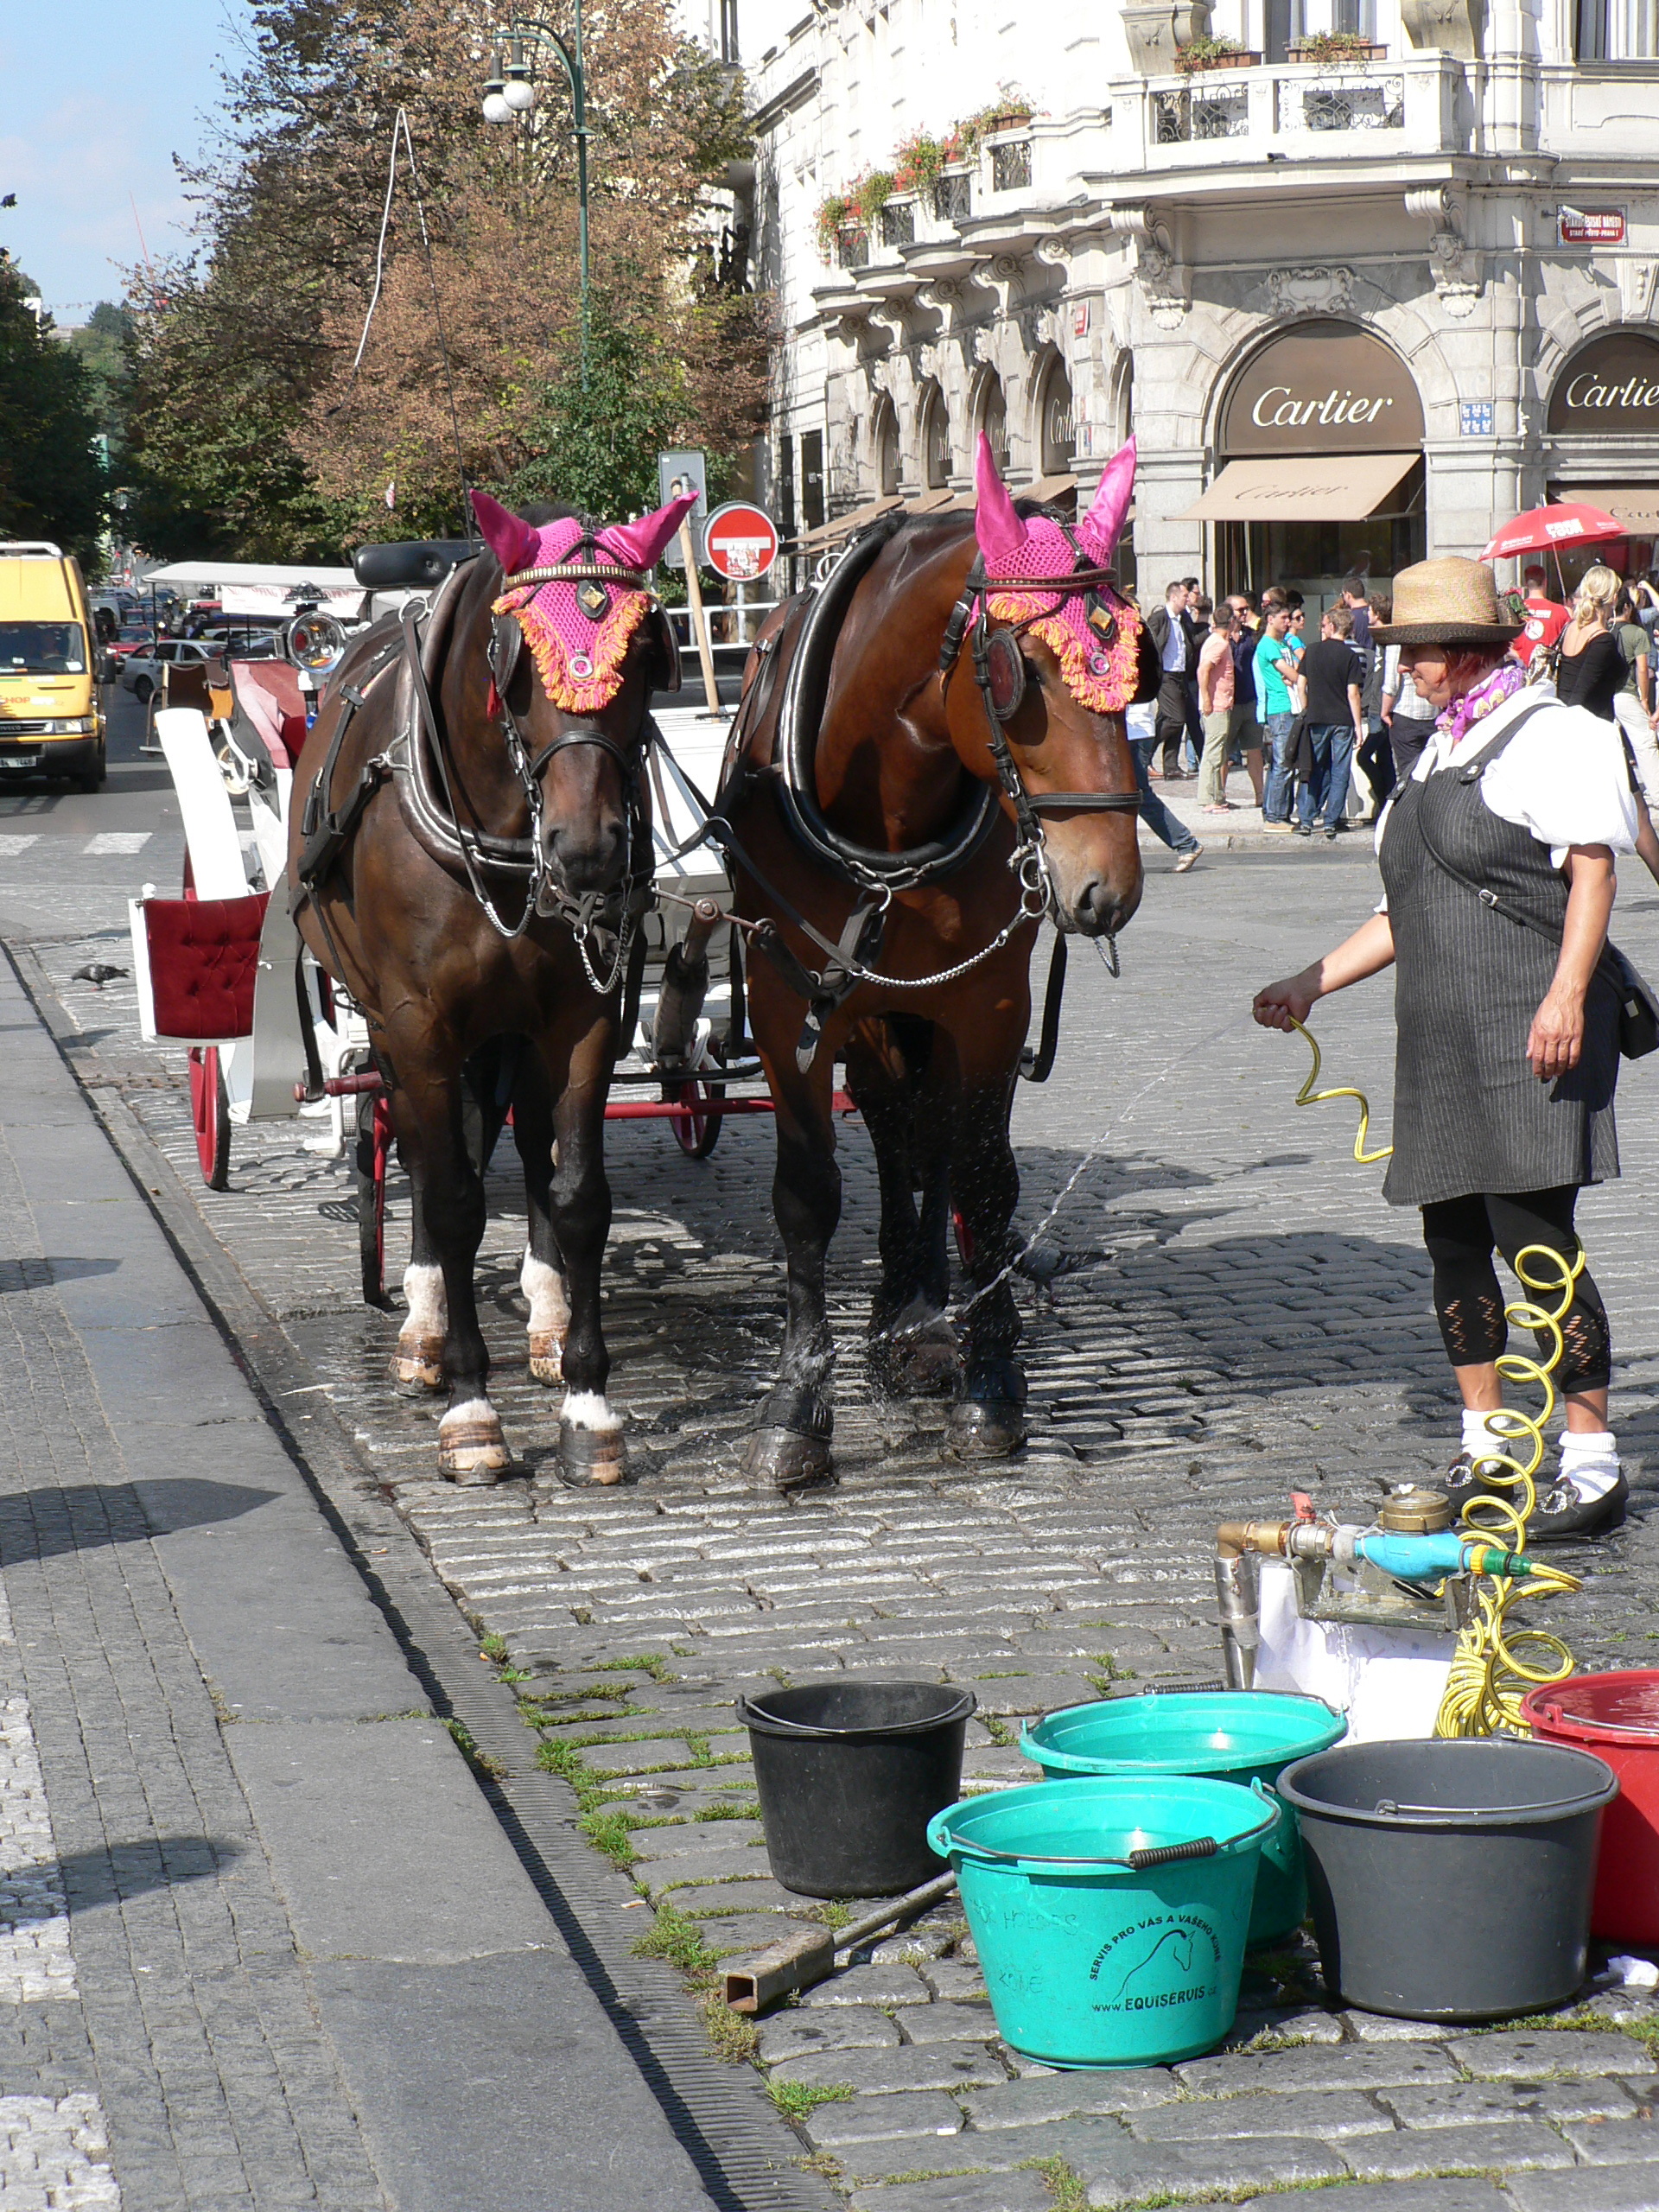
[474,489,696,714]
[971,434,1141,714]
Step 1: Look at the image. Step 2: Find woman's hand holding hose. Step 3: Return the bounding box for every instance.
[1253,912,1397,1033]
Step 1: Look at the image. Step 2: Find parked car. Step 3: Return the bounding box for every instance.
[118,637,219,703]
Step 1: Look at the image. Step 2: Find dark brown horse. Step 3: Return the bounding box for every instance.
[288,487,694,1484]
[721,435,1152,1491]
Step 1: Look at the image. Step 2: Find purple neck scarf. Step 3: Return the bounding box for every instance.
[1439,659,1525,746]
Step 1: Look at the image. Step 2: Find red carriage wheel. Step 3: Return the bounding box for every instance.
[355,1089,394,1308]
[665,1074,723,1160]
[951,1205,976,1270]
[189,1046,232,1190]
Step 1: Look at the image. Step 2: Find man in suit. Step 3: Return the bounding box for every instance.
[1143,580,1198,778]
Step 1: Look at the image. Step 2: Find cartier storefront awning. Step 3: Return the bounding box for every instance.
[1178,452,1421,522]
[1567,486,1659,537]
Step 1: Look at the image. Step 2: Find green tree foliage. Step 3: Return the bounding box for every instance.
[0,257,106,568]
[124,0,770,558]
[65,302,134,451]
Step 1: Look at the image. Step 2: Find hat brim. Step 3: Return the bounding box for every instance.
[1369,620,1523,647]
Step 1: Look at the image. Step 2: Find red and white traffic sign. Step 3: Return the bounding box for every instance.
[702,501,779,582]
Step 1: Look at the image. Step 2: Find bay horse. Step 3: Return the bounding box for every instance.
[721,434,1154,1491]
[288,486,695,1485]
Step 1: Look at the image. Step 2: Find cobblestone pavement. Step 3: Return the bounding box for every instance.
[10,754,1659,2209]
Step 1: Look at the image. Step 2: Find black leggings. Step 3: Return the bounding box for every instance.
[1421,1186,1611,1395]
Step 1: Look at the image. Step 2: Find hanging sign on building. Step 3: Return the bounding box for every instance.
[1220,320,1425,455]
[702,502,779,582]
[1547,330,1659,434]
[1558,207,1625,247]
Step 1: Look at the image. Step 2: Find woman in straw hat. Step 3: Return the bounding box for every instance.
[1254,557,1638,1541]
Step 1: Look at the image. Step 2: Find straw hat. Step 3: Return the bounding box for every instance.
[1369,557,1522,647]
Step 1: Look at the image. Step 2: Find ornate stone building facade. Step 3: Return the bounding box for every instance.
[747,0,1659,605]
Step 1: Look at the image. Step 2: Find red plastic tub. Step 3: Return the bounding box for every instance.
[1523,1672,1656,1943]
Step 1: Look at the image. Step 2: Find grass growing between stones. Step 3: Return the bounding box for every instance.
[1034,2155,1089,2211]
[440,1716,508,1783]
[767,2079,854,2123]
[580,1808,639,1870]
[592,1652,680,1682]
[631,1901,760,2063]
[696,1799,762,1822]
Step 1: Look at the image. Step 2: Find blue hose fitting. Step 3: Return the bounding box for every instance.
[1349,1531,1533,1581]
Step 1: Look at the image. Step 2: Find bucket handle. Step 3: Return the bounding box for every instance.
[939,1799,1280,1871]
[1372,1794,1605,1820]
[1122,1837,1218,1870]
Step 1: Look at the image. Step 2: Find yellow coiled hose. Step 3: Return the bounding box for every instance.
[1433,1244,1584,1738]
[1284,1020,1581,1737]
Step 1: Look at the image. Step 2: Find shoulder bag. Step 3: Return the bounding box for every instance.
[1413,702,1659,1060]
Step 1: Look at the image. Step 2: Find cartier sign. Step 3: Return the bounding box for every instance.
[1222,321,1426,455]
[1548,330,1659,435]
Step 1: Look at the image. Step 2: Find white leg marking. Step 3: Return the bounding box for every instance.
[400,1262,446,1344]
[562,1390,621,1434]
[440,1396,497,1432]
[521,1249,570,1338]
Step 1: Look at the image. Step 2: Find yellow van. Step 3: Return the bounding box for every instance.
[0,541,105,789]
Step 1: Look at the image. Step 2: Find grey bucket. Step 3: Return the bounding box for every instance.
[1279,1736,1618,2022]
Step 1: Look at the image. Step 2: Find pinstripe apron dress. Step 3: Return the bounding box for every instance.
[1377,720,1620,1209]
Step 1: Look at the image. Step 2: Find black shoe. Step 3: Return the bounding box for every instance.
[1444,1450,1510,1510]
[1523,1471,1628,1544]
[1293,822,1313,837]
[1324,828,1339,842]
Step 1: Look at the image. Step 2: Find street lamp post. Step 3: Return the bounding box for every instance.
[481,10,590,379]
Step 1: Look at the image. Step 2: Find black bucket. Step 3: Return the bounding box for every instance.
[1280,1736,1618,2022]
[738,1679,977,1898]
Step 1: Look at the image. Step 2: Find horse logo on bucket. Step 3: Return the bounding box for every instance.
[1090,1910,1222,2012]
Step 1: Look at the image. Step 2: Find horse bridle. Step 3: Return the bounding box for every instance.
[466,535,660,986]
[938,531,1143,866]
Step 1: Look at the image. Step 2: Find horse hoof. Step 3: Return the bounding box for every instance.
[391,1338,446,1394]
[528,1332,564,1386]
[745,1427,836,1495]
[557,1417,626,1488]
[438,1411,510,1484]
[944,1398,1027,1460]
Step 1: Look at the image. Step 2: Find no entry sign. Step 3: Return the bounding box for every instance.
[702,502,779,582]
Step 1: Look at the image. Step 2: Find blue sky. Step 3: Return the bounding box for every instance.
[1,3,255,321]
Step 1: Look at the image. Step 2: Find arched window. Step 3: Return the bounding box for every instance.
[978,374,1008,470]
[874,397,900,496]
[917,382,953,489]
[1039,356,1075,478]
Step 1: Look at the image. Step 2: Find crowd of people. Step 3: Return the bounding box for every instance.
[1127,561,1659,875]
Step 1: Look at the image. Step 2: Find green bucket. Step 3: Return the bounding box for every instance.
[927,1774,1280,2069]
[1020,1691,1346,1946]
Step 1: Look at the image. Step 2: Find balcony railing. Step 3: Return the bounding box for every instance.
[1124,53,1461,164]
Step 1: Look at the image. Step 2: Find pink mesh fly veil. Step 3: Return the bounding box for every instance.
[972,433,1141,714]
[472,489,696,715]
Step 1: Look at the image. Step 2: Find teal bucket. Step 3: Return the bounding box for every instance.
[927,1774,1280,2069]
[1020,1691,1346,1946]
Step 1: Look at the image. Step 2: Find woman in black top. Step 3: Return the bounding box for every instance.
[1555,565,1625,722]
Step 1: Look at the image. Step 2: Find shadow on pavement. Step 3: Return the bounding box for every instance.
[0,1479,281,1565]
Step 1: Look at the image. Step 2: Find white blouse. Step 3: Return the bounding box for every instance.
[1380,682,1639,872]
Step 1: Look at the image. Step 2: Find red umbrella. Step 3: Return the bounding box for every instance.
[1480,502,1625,562]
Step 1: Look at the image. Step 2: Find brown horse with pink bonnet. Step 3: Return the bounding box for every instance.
[713,433,1153,1490]
[289,486,695,1486]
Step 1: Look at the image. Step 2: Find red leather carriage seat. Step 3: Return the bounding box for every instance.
[143,893,270,1039]
[231,660,308,772]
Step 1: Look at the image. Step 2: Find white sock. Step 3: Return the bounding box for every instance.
[1558,1429,1621,1503]
[1460,1410,1510,1465]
